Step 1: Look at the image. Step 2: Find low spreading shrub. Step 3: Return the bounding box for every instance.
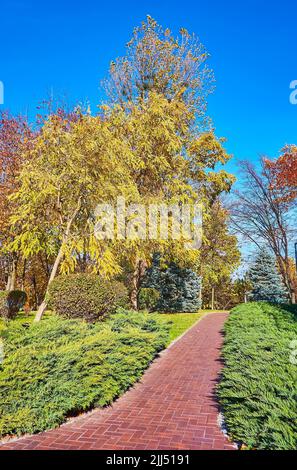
[138,287,160,311]
[0,309,169,438]
[48,274,129,322]
[0,291,27,320]
[218,302,297,450]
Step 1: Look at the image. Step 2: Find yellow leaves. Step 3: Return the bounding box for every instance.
[200,200,241,287]
[93,249,122,279]
[187,132,235,200]
[189,132,231,167]
[88,234,122,278]
[7,79,236,285]
[9,230,43,258]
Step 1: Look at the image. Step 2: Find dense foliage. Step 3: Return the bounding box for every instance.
[266,145,297,202]
[0,17,237,320]
[218,302,297,450]
[248,250,288,303]
[200,200,241,308]
[138,287,160,311]
[0,290,27,320]
[0,309,169,438]
[144,256,202,312]
[48,274,128,322]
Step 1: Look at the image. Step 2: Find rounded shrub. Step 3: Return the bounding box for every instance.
[0,290,27,320]
[138,287,160,312]
[48,274,129,322]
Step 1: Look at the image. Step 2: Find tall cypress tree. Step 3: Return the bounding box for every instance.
[248,249,288,303]
[143,254,202,312]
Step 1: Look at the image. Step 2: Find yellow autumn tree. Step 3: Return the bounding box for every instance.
[100,17,236,306]
[9,110,139,320]
[97,91,235,308]
[7,17,238,315]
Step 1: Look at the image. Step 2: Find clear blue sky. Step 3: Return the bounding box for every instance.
[1,0,297,177]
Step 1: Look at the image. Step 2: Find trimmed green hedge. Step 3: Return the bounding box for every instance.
[0,309,169,438]
[218,302,297,450]
[48,274,129,322]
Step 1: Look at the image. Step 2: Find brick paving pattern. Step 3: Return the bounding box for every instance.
[0,312,235,450]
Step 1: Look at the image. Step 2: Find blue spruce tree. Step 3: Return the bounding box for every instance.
[248,249,288,303]
[143,254,202,312]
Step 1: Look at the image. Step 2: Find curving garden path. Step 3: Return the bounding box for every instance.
[0,312,236,450]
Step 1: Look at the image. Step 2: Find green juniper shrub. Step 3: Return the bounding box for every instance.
[138,287,160,311]
[110,308,170,336]
[0,290,27,320]
[48,274,129,322]
[0,309,169,438]
[218,302,297,450]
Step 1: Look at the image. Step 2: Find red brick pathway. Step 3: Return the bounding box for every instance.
[0,313,235,450]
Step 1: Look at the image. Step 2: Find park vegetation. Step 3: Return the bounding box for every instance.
[0,16,240,316]
[0,310,169,438]
[0,16,296,449]
[231,157,297,304]
[218,302,297,450]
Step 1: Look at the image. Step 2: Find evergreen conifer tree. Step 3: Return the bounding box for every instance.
[248,249,288,303]
[143,254,202,312]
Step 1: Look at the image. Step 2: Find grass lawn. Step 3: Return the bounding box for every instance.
[9,309,207,345]
[218,302,297,450]
[0,308,209,439]
[156,312,204,345]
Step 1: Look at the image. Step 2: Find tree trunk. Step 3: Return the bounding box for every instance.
[34,244,64,322]
[32,274,38,310]
[130,258,147,311]
[211,287,215,310]
[277,256,296,304]
[130,259,140,310]
[34,198,82,322]
[21,259,27,291]
[198,279,202,307]
[130,284,138,310]
[6,256,17,291]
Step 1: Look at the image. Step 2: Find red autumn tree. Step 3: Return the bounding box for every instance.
[0,111,33,290]
[265,145,297,202]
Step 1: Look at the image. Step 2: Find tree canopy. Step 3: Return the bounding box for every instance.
[0,17,239,318]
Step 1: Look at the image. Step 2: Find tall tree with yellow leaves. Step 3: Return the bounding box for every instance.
[102,17,236,307]
[9,110,139,320]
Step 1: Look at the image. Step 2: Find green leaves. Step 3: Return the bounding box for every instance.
[218,302,297,450]
[0,311,169,438]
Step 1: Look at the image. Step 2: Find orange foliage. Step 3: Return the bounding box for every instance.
[265,145,297,201]
[0,111,33,239]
